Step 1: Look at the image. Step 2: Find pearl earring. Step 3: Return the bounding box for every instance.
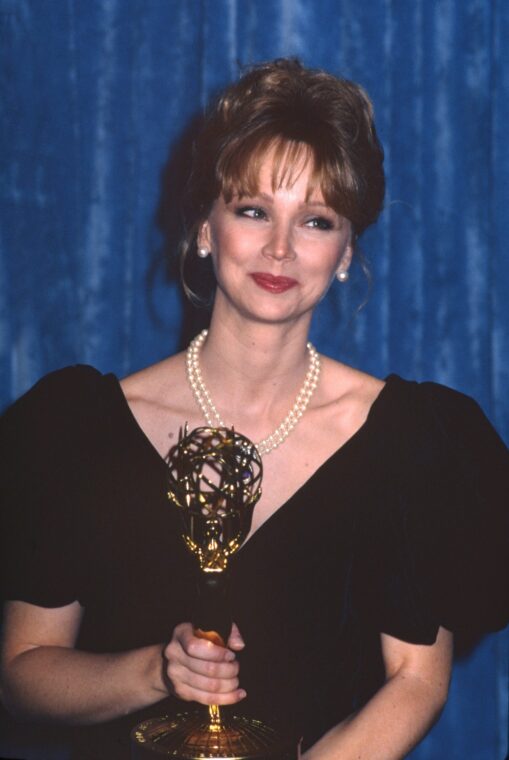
[197,247,209,258]
[337,270,349,283]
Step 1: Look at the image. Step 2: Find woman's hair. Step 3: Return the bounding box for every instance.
[180,58,385,302]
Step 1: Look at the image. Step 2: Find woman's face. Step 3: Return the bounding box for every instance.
[199,146,353,328]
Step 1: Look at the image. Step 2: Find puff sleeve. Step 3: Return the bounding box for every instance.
[356,377,509,644]
[416,382,509,634]
[0,365,104,607]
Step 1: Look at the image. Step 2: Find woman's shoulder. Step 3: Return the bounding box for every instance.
[319,360,507,468]
[385,372,482,411]
[319,358,385,416]
[119,352,185,403]
[310,359,385,455]
[119,352,201,458]
[119,351,193,423]
[2,364,108,423]
[381,374,507,455]
[0,365,122,468]
[320,358,384,396]
[13,362,104,392]
[357,374,509,531]
[2,353,185,425]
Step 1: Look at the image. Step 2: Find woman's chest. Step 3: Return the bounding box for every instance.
[244,419,360,539]
[74,408,385,649]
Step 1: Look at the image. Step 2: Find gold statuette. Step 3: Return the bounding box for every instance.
[131,427,297,759]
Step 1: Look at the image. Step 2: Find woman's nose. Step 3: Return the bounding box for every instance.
[261,223,296,261]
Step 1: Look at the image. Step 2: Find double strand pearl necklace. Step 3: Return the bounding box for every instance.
[186,329,321,456]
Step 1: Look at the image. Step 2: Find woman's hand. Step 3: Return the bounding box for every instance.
[163,622,246,706]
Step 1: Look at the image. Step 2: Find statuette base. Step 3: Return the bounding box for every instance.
[131,711,296,760]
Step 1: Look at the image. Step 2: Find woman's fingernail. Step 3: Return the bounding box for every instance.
[225,651,235,662]
[238,689,247,699]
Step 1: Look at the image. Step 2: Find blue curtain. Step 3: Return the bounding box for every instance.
[1,1,508,757]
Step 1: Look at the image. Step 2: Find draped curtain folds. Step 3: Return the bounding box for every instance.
[1,1,508,757]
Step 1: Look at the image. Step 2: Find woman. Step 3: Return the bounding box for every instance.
[1,59,508,760]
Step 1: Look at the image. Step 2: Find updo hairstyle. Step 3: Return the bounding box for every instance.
[181,58,385,301]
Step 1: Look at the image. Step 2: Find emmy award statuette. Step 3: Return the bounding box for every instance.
[131,427,297,759]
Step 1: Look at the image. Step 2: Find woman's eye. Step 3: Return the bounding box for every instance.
[306,216,334,231]
[235,206,267,220]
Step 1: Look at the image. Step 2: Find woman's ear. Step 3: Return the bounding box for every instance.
[337,238,354,275]
[197,220,212,252]
[335,233,355,283]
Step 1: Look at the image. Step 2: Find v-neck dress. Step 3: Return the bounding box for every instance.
[1,365,509,759]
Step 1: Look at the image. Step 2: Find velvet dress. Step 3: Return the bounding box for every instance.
[1,365,509,759]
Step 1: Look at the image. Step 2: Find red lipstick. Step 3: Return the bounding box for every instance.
[250,272,298,294]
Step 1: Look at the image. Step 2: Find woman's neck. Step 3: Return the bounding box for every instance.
[195,311,314,426]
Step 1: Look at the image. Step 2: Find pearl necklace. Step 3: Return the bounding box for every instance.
[186,329,321,456]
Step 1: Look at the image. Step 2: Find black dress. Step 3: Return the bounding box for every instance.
[1,366,508,759]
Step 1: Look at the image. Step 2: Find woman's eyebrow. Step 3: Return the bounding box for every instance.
[303,200,331,208]
[232,192,333,211]
[236,191,272,202]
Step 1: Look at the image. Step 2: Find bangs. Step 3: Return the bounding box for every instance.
[216,135,359,220]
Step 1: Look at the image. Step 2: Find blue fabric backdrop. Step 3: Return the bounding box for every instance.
[1,1,508,757]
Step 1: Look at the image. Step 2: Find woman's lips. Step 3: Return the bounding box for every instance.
[250,272,298,293]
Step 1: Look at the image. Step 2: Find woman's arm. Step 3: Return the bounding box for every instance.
[0,601,244,725]
[0,600,166,724]
[303,626,453,760]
